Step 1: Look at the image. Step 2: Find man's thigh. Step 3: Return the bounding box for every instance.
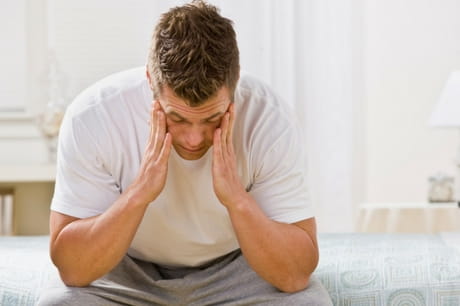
[185,251,332,306]
[37,255,177,306]
[38,251,332,306]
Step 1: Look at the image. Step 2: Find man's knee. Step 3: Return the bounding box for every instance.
[282,276,333,306]
[37,286,103,306]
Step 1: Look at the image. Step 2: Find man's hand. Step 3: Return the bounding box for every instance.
[131,101,172,206]
[212,103,246,207]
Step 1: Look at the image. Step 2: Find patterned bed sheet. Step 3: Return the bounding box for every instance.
[0,234,459,305]
[316,233,460,305]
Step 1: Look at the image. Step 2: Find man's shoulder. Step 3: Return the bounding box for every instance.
[237,72,271,96]
[235,72,299,151]
[236,73,288,111]
[236,72,293,122]
[67,66,149,118]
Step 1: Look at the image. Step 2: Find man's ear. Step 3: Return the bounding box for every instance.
[145,66,153,90]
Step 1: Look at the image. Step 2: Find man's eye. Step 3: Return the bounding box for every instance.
[170,118,185,123]
[206,117,222,124]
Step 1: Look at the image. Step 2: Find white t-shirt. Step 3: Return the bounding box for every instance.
[51,67,313,267]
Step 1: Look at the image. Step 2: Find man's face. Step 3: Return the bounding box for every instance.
[158,86,231,160]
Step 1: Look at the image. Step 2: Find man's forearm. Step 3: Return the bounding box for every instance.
[51,104,171,287]
[50,187,149,287]
[227,194,318,293]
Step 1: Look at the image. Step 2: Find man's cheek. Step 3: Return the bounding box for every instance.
[165,124,180,142]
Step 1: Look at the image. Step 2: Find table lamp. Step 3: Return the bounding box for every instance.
[429,71,460,202]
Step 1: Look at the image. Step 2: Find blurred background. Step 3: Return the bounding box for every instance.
[1,0,460,235]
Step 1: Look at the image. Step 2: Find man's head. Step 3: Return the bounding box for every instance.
[147,0,240,104]
[146,0,240,160]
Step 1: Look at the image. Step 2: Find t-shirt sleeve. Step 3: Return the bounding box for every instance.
[51,112,121,218]
[248,124,313,224]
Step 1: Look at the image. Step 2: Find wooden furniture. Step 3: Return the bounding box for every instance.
[0,164,56,235]
[357,202,460,233]
[0,164,56,183]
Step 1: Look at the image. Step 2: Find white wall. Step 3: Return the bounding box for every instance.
[2,1,460,234]
[364,0,460,203]
[0,0,47,164]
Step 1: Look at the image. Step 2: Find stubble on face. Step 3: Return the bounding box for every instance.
[157,86,232,160]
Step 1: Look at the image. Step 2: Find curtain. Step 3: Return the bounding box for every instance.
[217,0,359,232]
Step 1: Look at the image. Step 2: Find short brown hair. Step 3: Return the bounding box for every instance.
[147,0,240,106]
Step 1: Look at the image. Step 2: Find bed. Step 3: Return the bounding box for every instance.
[316,233,460,305]
[1,233,459,305]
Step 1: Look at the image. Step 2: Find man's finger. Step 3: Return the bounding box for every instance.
[227,103,235,149]
[153,110,166,158]
[159,133,172,163]
[213,128,224,163]
[220,113,230,154]
[148,104,157,148]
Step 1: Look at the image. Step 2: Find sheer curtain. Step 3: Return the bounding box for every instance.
[301,0,362,232]
[217,0,361,232]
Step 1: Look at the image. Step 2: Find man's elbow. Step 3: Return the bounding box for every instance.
[277,251,319,292]
[276,274,311,293]
[52,257,94,287]
[58,270,94,288]
[51,249,95,287]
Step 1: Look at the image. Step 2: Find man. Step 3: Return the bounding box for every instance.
[39,1,332,305]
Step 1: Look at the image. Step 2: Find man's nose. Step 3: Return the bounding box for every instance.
[184,125,205,147]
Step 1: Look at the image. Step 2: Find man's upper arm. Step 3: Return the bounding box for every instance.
[293,217,319,269]
[49,211,79,254]
[293,217,318,247]
[51,109,120,219]
[248,122,313,224]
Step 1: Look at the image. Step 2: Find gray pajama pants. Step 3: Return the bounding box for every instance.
[38,250,332,305]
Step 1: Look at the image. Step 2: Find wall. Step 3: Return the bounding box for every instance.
[0,1,52,235]
[2,0,362,233]
[365,0,460,203]
[3,1,460,234]
[0,0,49,164]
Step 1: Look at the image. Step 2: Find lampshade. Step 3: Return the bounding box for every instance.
[429,71,460,127]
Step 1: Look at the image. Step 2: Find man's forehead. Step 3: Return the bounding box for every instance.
[161,100,229,115]
[158,87,231,116]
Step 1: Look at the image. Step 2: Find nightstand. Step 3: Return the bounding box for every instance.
[356,202,460,233]
[0,164,56,235]
[0,164,56,183]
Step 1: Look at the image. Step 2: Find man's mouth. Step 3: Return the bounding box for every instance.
[180,146,204,153]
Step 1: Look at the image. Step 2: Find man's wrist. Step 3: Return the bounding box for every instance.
[225,190,253,214]
[124,184,155,209]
